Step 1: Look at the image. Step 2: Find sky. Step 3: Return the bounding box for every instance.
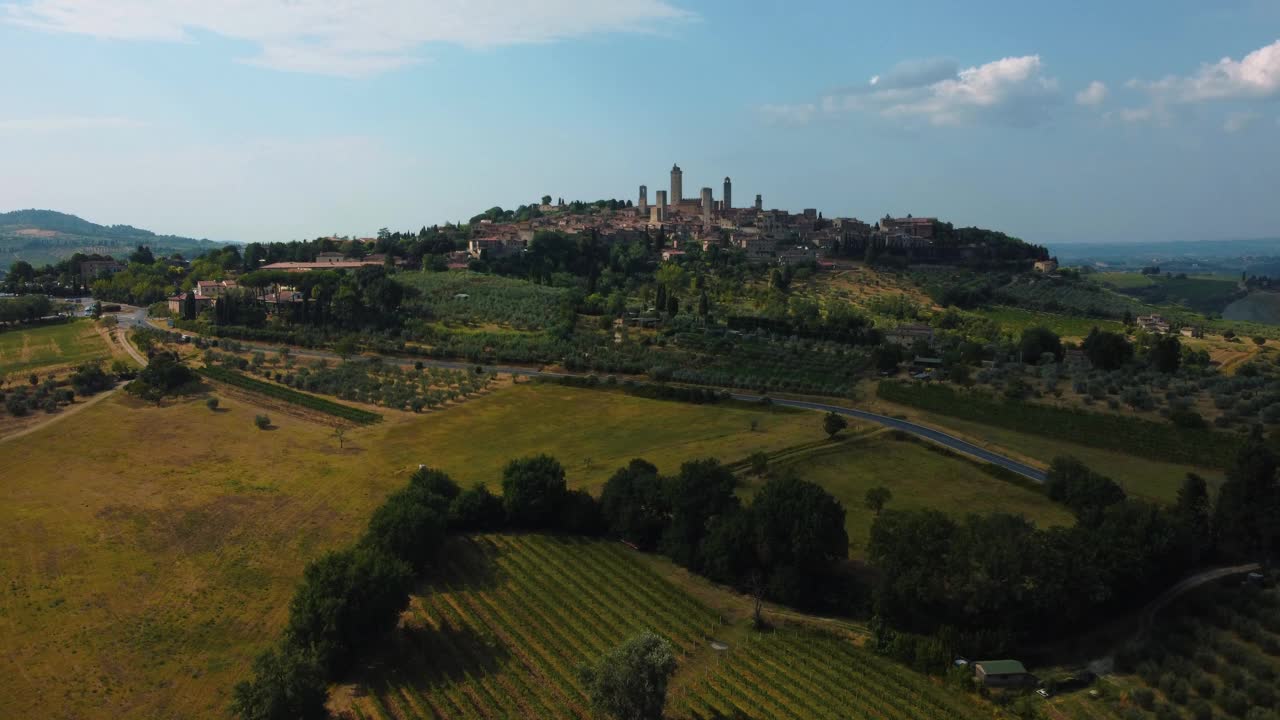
[1,0,1278,247]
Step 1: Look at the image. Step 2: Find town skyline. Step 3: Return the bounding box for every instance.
[2,1,1278,246]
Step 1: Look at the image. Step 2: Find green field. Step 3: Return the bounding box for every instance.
[0,319,111,377]
[891,409,1223,503]
[740,432,1074,558]
[345,533,993,720]
[978,305,1124,338]
[1097,272,1243,314]
[1224,291,1280,326]
[1095,272,1157,290]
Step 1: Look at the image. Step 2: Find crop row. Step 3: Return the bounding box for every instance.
[671,630,988,720]
[351,534,720,719]
[197,365,382,424]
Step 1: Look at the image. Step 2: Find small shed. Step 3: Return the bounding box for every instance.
[974,659,1030,687]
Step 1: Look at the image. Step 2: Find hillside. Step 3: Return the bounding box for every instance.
[0,209,230,268]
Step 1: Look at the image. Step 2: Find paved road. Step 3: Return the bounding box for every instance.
[727,393,1047,482]
[141,313,1049,482]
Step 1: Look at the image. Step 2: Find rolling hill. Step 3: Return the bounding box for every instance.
[0,209,232,269]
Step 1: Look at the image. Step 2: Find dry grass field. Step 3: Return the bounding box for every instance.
[0,319,114,379]
[0,383,822,719]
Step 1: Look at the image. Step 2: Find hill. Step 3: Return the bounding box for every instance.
[0,209,231,268]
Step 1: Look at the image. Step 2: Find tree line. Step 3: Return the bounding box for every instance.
[231,451,851,719]
[866,433,1280,668]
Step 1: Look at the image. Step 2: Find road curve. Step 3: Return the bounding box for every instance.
[131,313,1048,482]
[728,393,1047,482]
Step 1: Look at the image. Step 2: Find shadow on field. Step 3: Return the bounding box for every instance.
[365,623,512,692]
[425,536,506,591]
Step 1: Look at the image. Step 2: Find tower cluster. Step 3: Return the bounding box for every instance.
[640,163,757,226]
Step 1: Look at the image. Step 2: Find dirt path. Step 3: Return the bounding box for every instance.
[1135,562,1262,643]
[0,384,120,445]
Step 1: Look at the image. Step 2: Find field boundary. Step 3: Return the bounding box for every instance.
[198,366,382,424]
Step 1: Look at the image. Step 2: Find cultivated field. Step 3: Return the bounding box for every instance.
[342,534,993,720]
[0,319,112,377]
[0,383,822,718]
[741,431,1074,558]
[976,305,1125,339]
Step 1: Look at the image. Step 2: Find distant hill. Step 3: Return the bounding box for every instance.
[1050,238,1280,269]
[0,209,233,269]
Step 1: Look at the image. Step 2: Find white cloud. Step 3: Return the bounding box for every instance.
[0,115,146,131]
[1146,39,1280,103]
[796,54,1059,127]
[1224,111,1261,133]
[1075,80,1108,106]
[1,0,693,78]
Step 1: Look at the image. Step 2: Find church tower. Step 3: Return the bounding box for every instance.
[670,164,683,205]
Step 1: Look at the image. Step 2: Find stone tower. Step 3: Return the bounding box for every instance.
[670,164,683,204]
[700,187,713,224]
[723,177,732,211]
[656,189,667,213]
[755,193,763,211]
[639,185,648,214]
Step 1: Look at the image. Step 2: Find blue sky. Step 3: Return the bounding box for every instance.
[1,1,1278,247]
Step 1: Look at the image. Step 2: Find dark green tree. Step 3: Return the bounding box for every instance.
[1148,335,1182,373]
[501,454,568,528]
[230,645,328,720]
[1019,326,1063,364]
[600,459,669,550]
[661,459,738,568]
[1082,328,1134,370]
[823,411,848,439]
[579,632,677,720]
[1174,473,1211,565]
[1213,428,1280,563]
[865,486,892,515]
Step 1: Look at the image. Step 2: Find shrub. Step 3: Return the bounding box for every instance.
[1131,687,1155,710]
[254,414,271,429]
[206,397,220,411]
[448,484,505,532]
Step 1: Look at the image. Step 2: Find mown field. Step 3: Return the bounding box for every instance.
[0,383,822,719]
[343,534,993,720]
[739,431,1074,558]
[0,319,111,377]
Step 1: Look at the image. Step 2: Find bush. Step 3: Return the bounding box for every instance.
[206,397,220,411]
[448,484,505,531]
[254,414,271,429]
[501,455,568,528]
[1130,687,1155,710]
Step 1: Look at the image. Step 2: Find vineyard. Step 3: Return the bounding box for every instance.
[670,627,989,720]
[398,271,574,330]
[198,366,382,424]
[345,534,987,720]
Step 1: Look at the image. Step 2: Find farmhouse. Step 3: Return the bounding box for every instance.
[1136,314,1171,334]
[1033,259,1059,273]
[974,659,1031,687]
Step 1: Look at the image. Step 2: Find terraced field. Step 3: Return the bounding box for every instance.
[345,534,991,720]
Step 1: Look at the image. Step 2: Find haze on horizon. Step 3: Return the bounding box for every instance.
[1,0,1278,246]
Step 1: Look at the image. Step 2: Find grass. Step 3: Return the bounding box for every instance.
[378,381,824,493]
[342,533,993,720]
[874,403,1224,503]
[0,382,825,719]
[977,305,1124,338]
[740,432,1075,558]
[0,319,112,378]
